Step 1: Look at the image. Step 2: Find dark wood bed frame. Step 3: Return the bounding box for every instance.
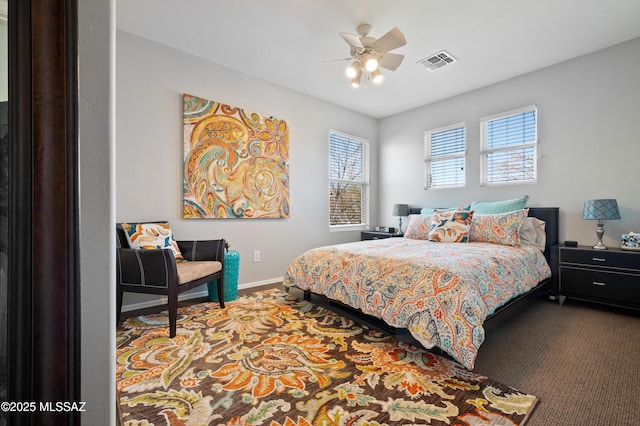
[297,207,559,340]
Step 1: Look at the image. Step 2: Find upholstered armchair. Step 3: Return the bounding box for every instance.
[116,221,226,337]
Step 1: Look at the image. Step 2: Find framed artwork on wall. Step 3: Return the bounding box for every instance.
[183,94,290,219]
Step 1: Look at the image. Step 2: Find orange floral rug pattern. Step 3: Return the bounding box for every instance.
[116,289,537,425]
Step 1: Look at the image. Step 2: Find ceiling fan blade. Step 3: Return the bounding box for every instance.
[373,27,406,53]
[323,57,352,64]
[339,32,364,49]
[379,53,404,71]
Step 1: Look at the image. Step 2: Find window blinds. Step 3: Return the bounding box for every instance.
[425,124,466,189]
[329,131,369,227]
[482,106,537,184]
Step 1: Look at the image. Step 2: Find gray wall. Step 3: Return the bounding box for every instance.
[116,31,379,311]
[378,37,640,249]
[80,0,115,423]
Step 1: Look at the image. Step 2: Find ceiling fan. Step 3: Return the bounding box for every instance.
[334,23,406,88]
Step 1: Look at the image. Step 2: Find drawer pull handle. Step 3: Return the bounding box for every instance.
[592,281,606,286]
[592,257,607,262]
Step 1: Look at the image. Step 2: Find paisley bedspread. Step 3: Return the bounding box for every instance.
[283,238,551,369]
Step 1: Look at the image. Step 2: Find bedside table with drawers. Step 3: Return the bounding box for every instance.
[361,230,403,241]
[553,244,640,310]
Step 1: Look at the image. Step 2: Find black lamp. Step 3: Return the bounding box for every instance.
[582,199,621,250]
[392,204,409,235]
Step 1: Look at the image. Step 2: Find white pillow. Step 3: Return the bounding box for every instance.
[520,217,546,251]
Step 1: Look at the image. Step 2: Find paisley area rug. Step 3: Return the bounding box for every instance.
[116,289,538,425]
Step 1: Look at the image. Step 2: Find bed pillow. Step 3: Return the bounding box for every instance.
[420,207,439,215]
[428,210,474,243]
[122,222,185,261]
[469,195,529,214]
[469,209,527,246]
[520,216,547,251]
[403,214,432,240]
[420,205,470,215]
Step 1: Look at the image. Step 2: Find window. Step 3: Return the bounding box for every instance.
[329,130,369,229]
[424,123,466,189]
[481,105,537,185]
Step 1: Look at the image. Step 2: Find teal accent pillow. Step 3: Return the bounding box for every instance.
[420,207,440,215]
[469,195,529,214]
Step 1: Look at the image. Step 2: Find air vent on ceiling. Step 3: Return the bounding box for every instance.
[417,50,457,72]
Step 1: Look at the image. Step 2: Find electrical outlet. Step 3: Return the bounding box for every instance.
[253,250,261,263]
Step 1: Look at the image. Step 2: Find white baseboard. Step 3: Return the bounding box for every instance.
[121,277,283,313]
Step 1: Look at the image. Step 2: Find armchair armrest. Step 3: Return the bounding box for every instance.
[116,247,178,288]
[176,238,226,262]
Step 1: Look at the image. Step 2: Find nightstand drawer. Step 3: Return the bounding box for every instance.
[362,233,387,240]
[560,267,640,304]
[560,248,640,271]
[361,231,399,240]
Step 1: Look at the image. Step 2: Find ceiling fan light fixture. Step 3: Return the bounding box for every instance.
[346,60,361,78]
[350,67,363,88]
[335,24,406,89]
[362,53,379,72]
[371,68,384,84]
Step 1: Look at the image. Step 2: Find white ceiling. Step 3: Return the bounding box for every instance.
[116,0,640,118]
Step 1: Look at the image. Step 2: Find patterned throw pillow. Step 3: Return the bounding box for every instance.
[403,214,432,240]
[420,205,471,215]
[122,222,185,261]
[428,210,474,243]
[469,209,528,246]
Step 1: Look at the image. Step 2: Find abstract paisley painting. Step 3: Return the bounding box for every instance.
[183,94,289,219]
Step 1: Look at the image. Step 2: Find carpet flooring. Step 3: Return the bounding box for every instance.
[474,296,640,426]
[285,286,640,426]
[117,289,539,425]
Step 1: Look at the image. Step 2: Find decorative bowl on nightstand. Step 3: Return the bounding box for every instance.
[621,232,640,251]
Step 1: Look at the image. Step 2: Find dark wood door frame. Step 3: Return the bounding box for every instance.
[7,0,80,424]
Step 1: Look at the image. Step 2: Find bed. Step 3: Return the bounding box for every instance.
[283,207,558,369]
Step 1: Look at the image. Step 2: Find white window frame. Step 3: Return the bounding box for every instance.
[480,105,538,186]
[328,130,370,231]
[424,122,466,189]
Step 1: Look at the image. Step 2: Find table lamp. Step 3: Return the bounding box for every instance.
[392,203,409,235]
[582,199,620,250]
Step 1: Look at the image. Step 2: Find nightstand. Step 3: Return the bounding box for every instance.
[554,244,640,310]
[361,230,403,241]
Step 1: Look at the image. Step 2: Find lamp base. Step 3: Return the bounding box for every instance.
[592,241,608,250]
[592,220,608,250]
